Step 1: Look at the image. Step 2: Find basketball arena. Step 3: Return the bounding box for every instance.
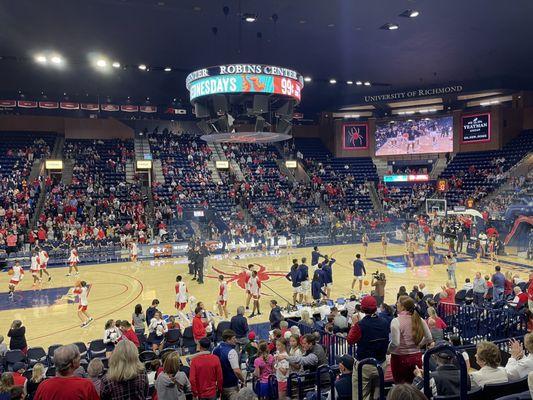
[0,1,532,399]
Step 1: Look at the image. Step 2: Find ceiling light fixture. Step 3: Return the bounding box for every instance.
[400,9,420,18]
[96,59,107,68]
[355,81,363,86]
[50,55,63,64]
[380,23,399,30]
[138,64,147,70]
[347,81,353,85]
[112,61,121,68]
[35,54,47,64]
[304,76,312,82]
[243,13,257,22]
[164,67,172,72]
[364,81,371,86]
[329,79,337,84]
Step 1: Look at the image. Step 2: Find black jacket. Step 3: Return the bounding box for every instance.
[8,326,27,350]
[269,306,283,329]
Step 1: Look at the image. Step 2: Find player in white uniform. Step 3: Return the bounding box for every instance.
[73,281,93,327]
[67,247,80,276]
[244,264,254,310]
[130,241,139,263]
[8,261,24,299]
[30,250,41,286]
[217,275,229,319]
[38,248,51,281]
[174,275,188,310]
[248,270,262,318]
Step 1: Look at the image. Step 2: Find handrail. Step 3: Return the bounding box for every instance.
[357,358,385,400]
[423,344,468,400]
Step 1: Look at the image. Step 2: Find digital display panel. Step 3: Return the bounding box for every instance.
[375,116,453,156]
[383,174,429,183]
[462,113,490,143]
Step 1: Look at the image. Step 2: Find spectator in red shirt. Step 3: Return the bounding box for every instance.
[527,273,533,309]
[35,344,99,400]
[439,281,456,305]
[192,306,209,350]
[510,287,528,309]
[119,321,140,348]
[11,362,27,388]
[190,337,223,399]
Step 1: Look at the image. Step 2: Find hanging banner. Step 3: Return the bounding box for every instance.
[60,102,80,110]
[80,103,99,111]
[101,104,119,112]
[342,123,369,150]
[461,113,490,143]
[0,100,17,107]
[121,105,139,112]
[39,101,59,109]
[140,105,157,113]
[18,100,38,108]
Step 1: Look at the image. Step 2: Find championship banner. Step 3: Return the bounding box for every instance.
[121,105,139,112]
[18,100,38,108]
[60,102,80,110]
[39,101,59,109]
[140,105,157,113]
[101,104,119,112]
[462,113,490,143]
[0,100,16,107]
[342,123,368,150]
[80,103,99,111]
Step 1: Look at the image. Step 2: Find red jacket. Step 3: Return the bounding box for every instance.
[528,279,533,301]
[190,353,223,398]
[192,315,208,341]
[121,328,140,347]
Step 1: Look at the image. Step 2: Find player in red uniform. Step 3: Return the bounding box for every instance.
[174,275,188,310]
[217,275,229,319]
[73,281,93,327]
[8,261,24,299]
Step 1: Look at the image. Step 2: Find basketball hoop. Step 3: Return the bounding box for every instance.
[200,131,292,143]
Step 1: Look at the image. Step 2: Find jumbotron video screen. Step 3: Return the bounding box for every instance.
[375,116,453,156]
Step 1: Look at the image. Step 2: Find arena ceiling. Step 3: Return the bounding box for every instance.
[1,0,532,115]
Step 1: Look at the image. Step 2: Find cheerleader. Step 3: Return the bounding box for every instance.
[8,261,24,299]
[489,237,498,263]
[103,320,122,357]
[38,248,51,281]
[248,270,262,318]
[130,241,139,263]
[73,281,93,327]
[406,240,416,269]
[148,311,168,352]
[30,250,41,286]
[174,275,188,310]
[361,232,369,258]
[67,247,80,276]
[217,275,229,319]
[245,264,254,310]
[381,234,388,257]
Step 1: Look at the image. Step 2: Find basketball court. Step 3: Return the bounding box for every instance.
[2,242,531,348]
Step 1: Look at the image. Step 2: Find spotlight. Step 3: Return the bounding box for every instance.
[347,81,353,85]
[355,81,363,85]
[329,79,337,84]
[400,9,420,18]
[304,76,312,82]
[364,81,371,86]
[50,55,63,64]
[138,64,147,70]
[164,67,172,72]
[380,23,399,30]
[243,13,257,22]
[35,54,47,64]
[112,61,121,68]
[96,59,107,68]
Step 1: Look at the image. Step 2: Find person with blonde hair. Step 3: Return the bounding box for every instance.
[470,341,508,388]
[299,310,314,328]
[100,340,149,399]
[155,351,191,400]
[505,334,533,380]
[389,296,432,383]
[25,362,45,399]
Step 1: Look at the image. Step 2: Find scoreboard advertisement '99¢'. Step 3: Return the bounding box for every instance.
[189,74,302,102]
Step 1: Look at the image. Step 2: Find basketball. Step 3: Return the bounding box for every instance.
[363,280,369,286]
[7,270,14,276]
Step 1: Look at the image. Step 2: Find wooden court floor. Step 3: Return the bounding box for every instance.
[1,242,532,349]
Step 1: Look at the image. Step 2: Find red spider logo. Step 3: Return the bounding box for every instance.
[207,263,286,295]
[346,126,364,147]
